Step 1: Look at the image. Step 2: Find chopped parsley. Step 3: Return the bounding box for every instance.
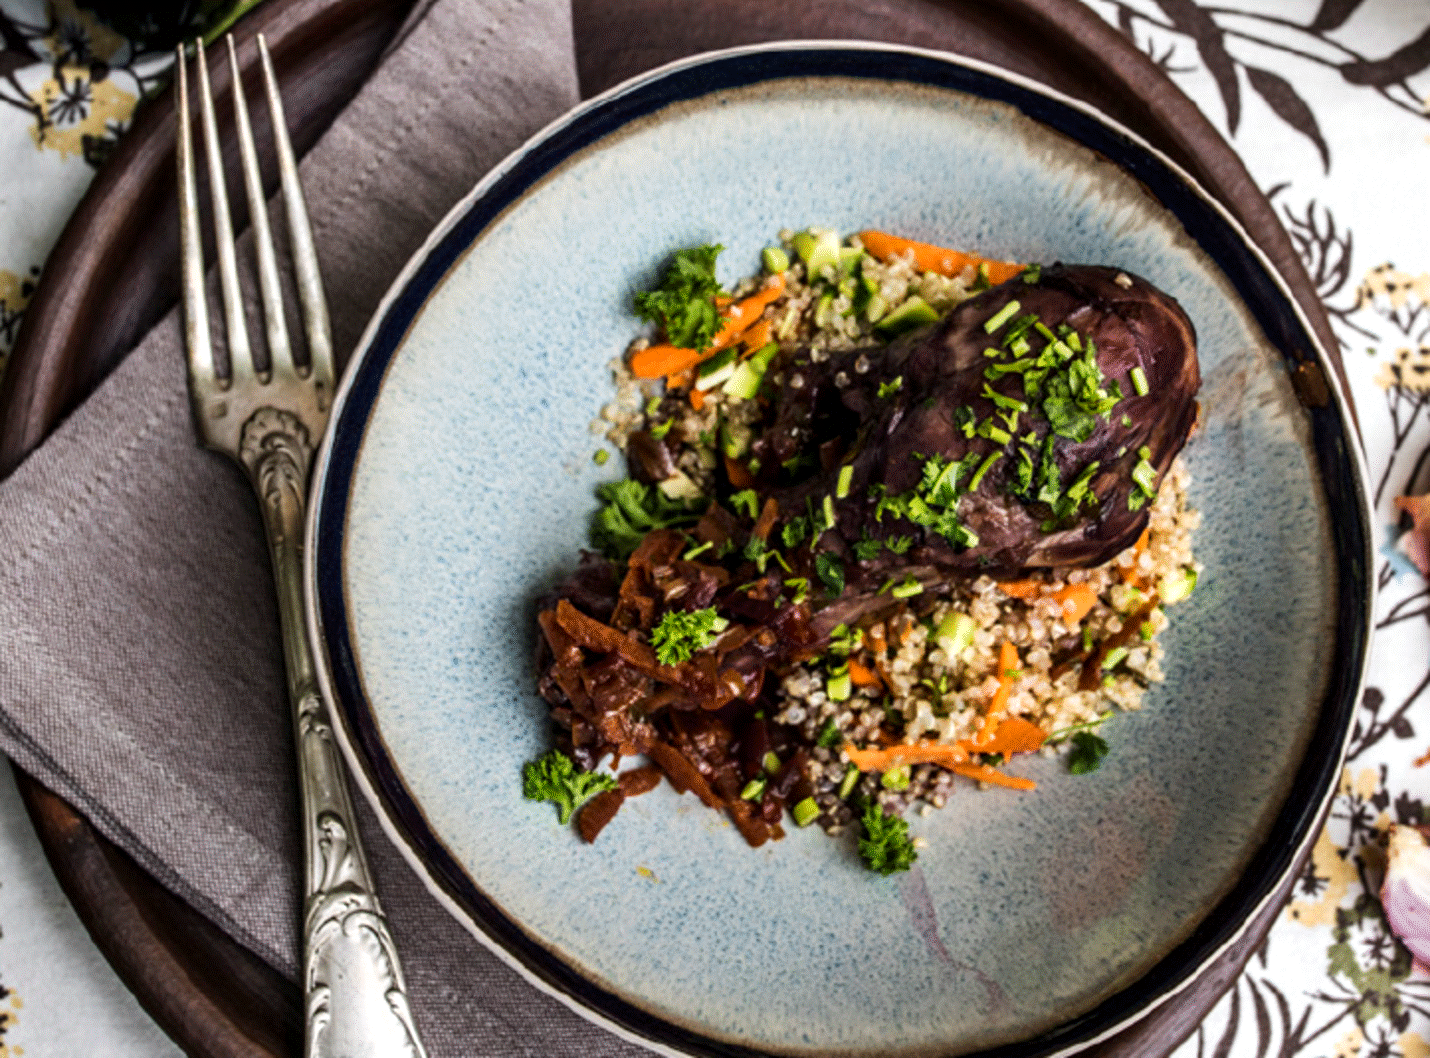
[885,535,913,554]
[815,552,846,595]
[781,515,809,549]
[1067,731,1110,775]
[649,607,724,665]
[633,243,727,350]
[523,749,618,824]
[858,801,918,874]
[852,536,885,561]
[877,376,904,399]
[729,489,760,519]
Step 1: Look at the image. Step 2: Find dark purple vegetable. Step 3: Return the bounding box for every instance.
[757,264,1199,592]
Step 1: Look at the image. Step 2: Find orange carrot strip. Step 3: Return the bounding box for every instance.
[963,716,1046,757]
[724,453,754,488]
[845,742,970,772]
[630,274,786,379]
[689,388,706,411]
[741,318,773,354]
[847,658,883,688]
[1050,583,1099,624]
[665,368,693,391]
[997,579,1041,600]
[858,230,1023,284]
[950,763,1037,791]
[751,498,780,542]
[1122,527,1152,585]
[975,641,1020,743]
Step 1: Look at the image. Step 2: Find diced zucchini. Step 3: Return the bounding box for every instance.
[935,611,977,657]
[695,347,738,390]
[838,764,860,799]
[741,779,766,801]
[1158,567,1198,604]
[657,470,705,501]
[873,295,939,339]
[826,669,852,702]
[720,421,752,458]
[791,228,841,279]
[762,246,790,274]
[880,765,911,792]
[792,796,821,827]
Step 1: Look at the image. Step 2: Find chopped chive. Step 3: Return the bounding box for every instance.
[792,796,821,827]
[763,246,790,274]
[891,576,923,599]
[645,396,661,415]
[984,299,1021,333]
[839,764,861,799]
[827,670,853,701]
[593,449,609,465]
[1121,413,1133,428]
[1131,458,1157,496]
[683,540,713,560]
[1102,646,1129,670]
[836,465,854,498]
[1067,332,1082,352]
[823,494,836,529]
[650,418,674,439]
[978,420,1013,445]
[877,376,903,399]
[1034,321,1058,343]
[1131,366,1149,396]
[741,779,766,800]
[969,451,1003,491]
[763,751,782,773]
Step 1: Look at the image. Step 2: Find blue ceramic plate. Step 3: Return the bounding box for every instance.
[306,42,1371,1058]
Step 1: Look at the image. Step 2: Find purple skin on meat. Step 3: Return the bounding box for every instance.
[752,264,1200,619]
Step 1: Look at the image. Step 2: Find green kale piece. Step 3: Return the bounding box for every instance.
[591,478,704,559]
[1067,731,1110,775]
[523,749,618,824]
[633,243,727,350]
[649,607,722,666]
[858,801,918,875]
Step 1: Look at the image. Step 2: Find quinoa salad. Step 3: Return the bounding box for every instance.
[525,228,1202,874]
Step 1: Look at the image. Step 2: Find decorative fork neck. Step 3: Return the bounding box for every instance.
[240,405,428,1058]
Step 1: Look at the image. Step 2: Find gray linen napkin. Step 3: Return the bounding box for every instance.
[0,0,650,1053]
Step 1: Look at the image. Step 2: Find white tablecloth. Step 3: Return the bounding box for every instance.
[0,0,1426,1054]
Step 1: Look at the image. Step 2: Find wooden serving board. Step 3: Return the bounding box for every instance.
[0,0,1346,1055]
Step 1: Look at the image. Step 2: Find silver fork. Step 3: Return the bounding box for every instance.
[177,34,428,1058]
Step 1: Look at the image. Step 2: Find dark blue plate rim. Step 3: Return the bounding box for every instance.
[306,41,1371,1058]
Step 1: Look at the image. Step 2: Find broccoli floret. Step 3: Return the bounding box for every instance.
[858,801,918,875]
[522,749,618,824]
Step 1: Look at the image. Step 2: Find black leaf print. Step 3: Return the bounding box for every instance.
[1246,66,1331,172]
[1210,980,1240,1058]
[1154,0,1241,132]
[1248,978,1273,1056]
[1392,714,1415,739]
[1309,0,1366,33]
[1341,23,1430,86]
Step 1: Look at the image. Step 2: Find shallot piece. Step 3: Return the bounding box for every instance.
[1381,823,1430,971]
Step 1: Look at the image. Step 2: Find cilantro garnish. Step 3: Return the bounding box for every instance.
[885,535,913,555]
[729,489,760,519]
[782,516,809,549]
[523,749,618,824]
[633,243,727,350]
[816,719,844,748]
[1067,731,1110,774]
[858,801,918,875]
[649,607,724,665]
[877,376,904,399]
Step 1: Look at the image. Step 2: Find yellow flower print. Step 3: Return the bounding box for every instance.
[1375,345,1430,393]
[27,70,135,160]
[1332,1024,1364,1058]
[1401,1031,1430,1058]
[44,0,125,65]
[1287,821,1359,927]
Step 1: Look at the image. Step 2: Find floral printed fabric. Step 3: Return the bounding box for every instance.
[1082,3,1430,1055]
[0,0,1427,1055]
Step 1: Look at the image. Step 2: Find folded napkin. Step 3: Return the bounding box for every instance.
[0,0,658,1053]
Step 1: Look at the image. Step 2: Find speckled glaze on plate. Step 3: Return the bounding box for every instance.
[305,43,1371,1058]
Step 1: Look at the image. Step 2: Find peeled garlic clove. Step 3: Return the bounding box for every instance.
[1382,823,1430,967]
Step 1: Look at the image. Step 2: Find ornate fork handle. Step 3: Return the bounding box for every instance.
[239,407,427,1058]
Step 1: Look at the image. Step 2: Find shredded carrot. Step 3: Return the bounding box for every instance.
[996,579,1041,600]
[724,453,754,488]
[847,658,883,688]
[688,387,706,411]
[741,318,773,354]
[975,641,1020,743]
[1050,583,1099,624]
[665,368,692,391]
[967,716,1046,757]
[858,230,1024,284]
[950,762,1036,791]
[1122,526,1152,585]
[845,742,970,772]
[630,274,786,379]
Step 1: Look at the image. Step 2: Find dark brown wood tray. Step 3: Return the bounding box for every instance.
[0,1,1347,1055]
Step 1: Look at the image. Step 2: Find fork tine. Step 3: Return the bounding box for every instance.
[226,34,293,382]
[195,37,256,386]
[176,45,217,392]
[257,33,333,399]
